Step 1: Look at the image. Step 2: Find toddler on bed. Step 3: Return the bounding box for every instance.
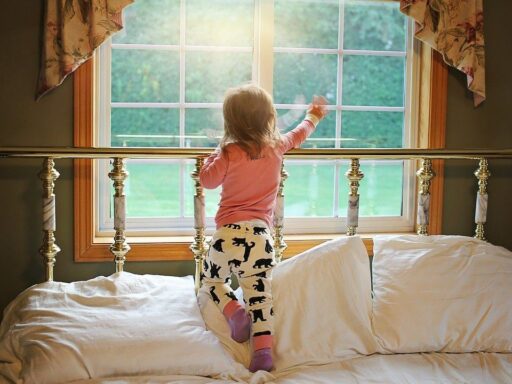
[200,84,327,372]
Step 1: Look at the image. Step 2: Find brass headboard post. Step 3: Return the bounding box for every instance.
[39,157,61,282]
[2,146,512,277]
[273,162,288,262]
[474,158,490,241]
[108,158,130,273]
[416,159,435,235]
[346,158,364,236]
[190,157,207,292]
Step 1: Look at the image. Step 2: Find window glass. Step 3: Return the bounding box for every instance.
[274,0,339,49]
[111,50,180,103]
[273,53,338,104]
[98,0,413,233]
[185,109,223,148]
[186,0,254,46]
[112,0,180,45]
[111,108,180,147]
[341,111,404,148]
[285,162,336,217]
[185,52,253,103]
[342,55,405,107]
[124,160,181,217]
[343,2,407,51]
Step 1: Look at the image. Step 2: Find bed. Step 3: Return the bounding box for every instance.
[0,147,511,384]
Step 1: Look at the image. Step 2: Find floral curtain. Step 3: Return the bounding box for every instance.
[399,0,485,106]
[37,0,134,100]
[38,0,485,106]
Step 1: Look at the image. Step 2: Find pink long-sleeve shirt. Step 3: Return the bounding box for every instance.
[199,118,317,229]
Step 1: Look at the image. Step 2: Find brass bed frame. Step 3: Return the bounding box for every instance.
[1,146,511,290]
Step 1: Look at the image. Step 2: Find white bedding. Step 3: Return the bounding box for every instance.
[1,235,511,384]
[198,236,378,372]
[372,235,512,354]
[68,352,512,383]
[0,273,249,384]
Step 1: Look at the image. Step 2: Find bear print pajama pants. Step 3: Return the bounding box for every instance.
[202,220,276,338]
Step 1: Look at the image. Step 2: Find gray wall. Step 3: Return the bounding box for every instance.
[442,2,512,245]
[0,1,511,316]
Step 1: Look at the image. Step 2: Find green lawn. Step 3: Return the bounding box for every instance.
[122,160,403,218]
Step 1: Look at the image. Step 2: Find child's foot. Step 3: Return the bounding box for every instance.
[249,348,273,372]
[223,301,250,343]
[227,307,251,342]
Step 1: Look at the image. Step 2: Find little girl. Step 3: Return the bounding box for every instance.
[200,84,327,372]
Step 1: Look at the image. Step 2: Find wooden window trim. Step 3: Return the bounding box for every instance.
[74,48,447,262]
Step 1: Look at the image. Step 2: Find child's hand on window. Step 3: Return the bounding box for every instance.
[307,95,329,121]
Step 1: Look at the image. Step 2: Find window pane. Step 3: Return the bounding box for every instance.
[344,1,407,51]
[275,0,339,49]
[186,0,254,46]
[338,161,403,217]
[125,160,181,217]
[184,162,221,218]
[285,162,335,217]
[111,108,180,147]
[273,53,337,104]
[111,49,179,102]
[185,108,223,148]
[112,0,180,45]
[341,111,403,148]
[186,52,252,103]
[278,109,337,149]
[342,55,405,107]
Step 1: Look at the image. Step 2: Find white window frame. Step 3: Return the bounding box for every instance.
[94,0,419,238]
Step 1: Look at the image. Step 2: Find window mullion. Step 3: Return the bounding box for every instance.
[179,0,186,218]
[255,0,274,92]
[333,0,346,217]
[179,0,186,148]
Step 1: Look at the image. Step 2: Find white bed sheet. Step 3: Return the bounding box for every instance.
[273,353,512,384]
[0,273,248,384]
[68,352,512,384]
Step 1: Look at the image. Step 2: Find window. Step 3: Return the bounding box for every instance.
[75,0,447,261]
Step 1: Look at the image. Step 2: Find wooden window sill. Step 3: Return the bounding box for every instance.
[76,232,416,262]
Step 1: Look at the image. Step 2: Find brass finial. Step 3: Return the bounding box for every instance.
[190,157,207,292]
[416,158,435,235]
[474,158,490,241]
[108,158,130,272]
[345,158,364,236]
[39,157,61,282]
[273,162,288,262]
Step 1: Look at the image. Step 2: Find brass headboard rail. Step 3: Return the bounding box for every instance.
[2,146,511,287]
[1,146,512,160]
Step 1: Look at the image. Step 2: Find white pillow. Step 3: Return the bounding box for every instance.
[0,272,248,384]
[198,236,379,373]
[372,235,512,353]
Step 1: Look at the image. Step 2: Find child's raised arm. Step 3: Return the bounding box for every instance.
[280,95,329,152]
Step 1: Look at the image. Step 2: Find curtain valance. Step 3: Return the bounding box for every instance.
[37,0,133,100]
[37,0,485,106]
[399,0,485,106]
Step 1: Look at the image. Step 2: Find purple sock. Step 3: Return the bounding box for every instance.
[223,301,250,343]
[249,348,273,372]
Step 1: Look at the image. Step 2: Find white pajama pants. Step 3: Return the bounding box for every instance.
[201,220,276,337]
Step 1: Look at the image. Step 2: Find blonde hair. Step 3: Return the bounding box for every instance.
[221,84,280,159]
